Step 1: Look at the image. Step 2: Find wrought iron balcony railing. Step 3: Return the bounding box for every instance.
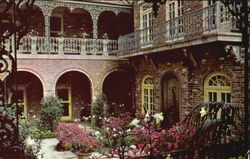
[118,2,237,54]
[6,36,118,56]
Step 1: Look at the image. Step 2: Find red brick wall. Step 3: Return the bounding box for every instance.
[183,1,203,14]
[17,57,131,121]
[132,52,189,121]
[133,2,140,31]
[153,3,166,25]
[132,44,244,121]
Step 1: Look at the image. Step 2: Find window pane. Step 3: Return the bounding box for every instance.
[213,92,217,101]
[227,93,231,103]
[209,92,212,101]
[221,93,225,102]
[57,89,69,101]
[209,92,217,102]
[62,103,69,116]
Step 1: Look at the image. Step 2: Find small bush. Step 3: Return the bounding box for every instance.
[91,93,109,128]
[39,96,63,131]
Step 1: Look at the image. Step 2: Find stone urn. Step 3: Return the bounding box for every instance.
[76,149,93,159]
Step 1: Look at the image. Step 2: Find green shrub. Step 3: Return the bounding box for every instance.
[91,93,109,128]
[39,96,63,131]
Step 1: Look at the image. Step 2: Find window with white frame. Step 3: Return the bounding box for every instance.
[140,3,153,43]
[167,0,184,36]
[204,73,232,104]
[141,75,154,114]
[167,0,184,20]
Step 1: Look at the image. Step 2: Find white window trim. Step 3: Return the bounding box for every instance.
[204,73,232,104]
[140,3,153,30]
[141,75,155,114]
[166,0,184,21]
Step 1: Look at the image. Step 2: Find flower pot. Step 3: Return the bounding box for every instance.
[77,149,92,159]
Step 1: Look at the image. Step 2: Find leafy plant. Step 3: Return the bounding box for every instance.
[39,96,63,132]
[19,117,44,159]
[91,93,109,128]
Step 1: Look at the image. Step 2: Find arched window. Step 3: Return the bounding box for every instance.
[141,75,154,113]
[204,73,232,103]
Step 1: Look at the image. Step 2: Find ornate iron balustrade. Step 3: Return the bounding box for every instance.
[118,2,237,53]
[6,36,118,55]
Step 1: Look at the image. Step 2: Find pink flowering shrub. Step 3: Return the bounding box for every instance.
[166,122,196,150]
[55,123,100,152]
[132,121,167,156]
[100,112,134,159]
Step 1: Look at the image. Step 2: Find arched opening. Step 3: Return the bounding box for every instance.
[103,71,132,114]
[56,71,91,120]
[117,12,134,36]
[6,71,44,119]
[21,5,45,36]
[0,2,45,36]
[50,6,69,37]
[161,73,180,128]
[65,8,93,38]
[98,11,118,40]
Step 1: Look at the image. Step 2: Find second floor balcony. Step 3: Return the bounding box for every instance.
[2,0,133,57]
[11,36,118,56]
[118,2,242,57]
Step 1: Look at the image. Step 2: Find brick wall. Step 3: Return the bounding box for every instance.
[153,3,166,25]
[132,52,189,121]
[133,2,140,31]
[183,1,203,14]
[132,44,244,122]
[16,57,131,120]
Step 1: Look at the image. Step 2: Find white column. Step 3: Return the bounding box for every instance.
[41,5,53,53]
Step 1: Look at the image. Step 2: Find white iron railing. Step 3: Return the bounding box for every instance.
[118,2,237,53]
[16,36,118,55]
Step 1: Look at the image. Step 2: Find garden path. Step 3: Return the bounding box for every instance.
[38,138,77,159]
[38,122,91,159]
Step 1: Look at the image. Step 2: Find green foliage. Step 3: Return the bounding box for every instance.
[39,96,63,132]
[91,93,109,128]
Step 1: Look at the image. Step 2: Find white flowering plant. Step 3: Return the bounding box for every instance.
[129,111,166,158]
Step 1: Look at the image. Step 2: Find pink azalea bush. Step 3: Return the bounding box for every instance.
[166,122,196,150]
[100,112,135,159]
[132,116,167,156]
[55,123,100,152]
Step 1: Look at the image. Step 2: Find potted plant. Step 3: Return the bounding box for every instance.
[76,131,101,159]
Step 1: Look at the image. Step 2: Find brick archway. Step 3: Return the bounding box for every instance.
[55,70,92,120]
[6,71,44,118]
[102,70,133,114]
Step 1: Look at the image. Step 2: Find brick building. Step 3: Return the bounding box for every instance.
[3,0,246,126]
